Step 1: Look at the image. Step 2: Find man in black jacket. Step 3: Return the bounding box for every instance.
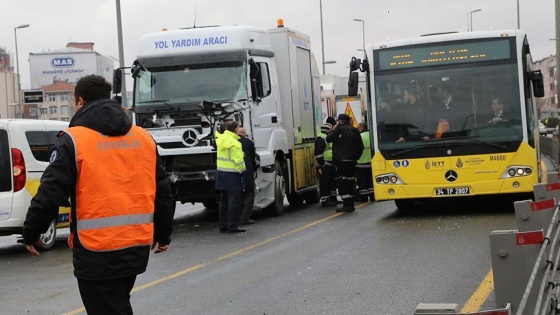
[237,127,257,225]
[22,75,175,315]
[326,114,364,212]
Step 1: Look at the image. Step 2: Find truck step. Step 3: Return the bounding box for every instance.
[255,179,273,192]
[255,198,275,208]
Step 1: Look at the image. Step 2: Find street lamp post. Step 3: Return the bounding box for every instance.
[14,23,30,118]
[517,0,520,29]
[469,9,482,32]
[320,0,326,75]
[322,60,336,74]
[353,18,365,54]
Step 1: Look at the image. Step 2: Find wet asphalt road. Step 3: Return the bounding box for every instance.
[0,196,519,315]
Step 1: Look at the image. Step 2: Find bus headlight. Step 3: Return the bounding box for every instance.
[502,166,533,178]
[375,173,403,185]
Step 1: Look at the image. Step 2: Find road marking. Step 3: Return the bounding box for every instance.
[64,203,368,314]
[460,268,494,312]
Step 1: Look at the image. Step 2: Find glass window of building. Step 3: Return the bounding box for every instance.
[48,94,56,102]
[49,106,57,115]
[61,105,69,116]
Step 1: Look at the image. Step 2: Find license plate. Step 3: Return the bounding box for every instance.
[435,187,470,196]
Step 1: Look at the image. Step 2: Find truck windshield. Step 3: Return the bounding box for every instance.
[135,61,248,106]
[374,62,524,157]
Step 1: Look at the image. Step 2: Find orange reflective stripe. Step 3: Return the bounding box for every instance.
[66,126,157,252]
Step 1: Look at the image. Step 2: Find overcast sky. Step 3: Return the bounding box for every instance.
[1,0,556,90]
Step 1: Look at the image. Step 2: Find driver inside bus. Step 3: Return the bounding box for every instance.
[485,96,515,124]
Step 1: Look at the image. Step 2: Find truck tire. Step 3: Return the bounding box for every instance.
[264,161,285,216]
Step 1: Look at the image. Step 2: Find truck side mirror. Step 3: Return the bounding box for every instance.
[112,69,122,94]
[349,57,361,72]
[348,72,359,96]
[531,70,545,98]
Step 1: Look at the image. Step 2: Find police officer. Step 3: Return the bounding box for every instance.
[315,123,338,207]
[22,75,175,315]
[356,122,374,202]
[326,114,364,212]
[215,120,247,233]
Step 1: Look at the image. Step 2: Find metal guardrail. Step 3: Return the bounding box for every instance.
[415,136,560,315]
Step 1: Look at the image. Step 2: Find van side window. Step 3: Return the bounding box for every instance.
[25,131,57,162]
[0,130,10,192]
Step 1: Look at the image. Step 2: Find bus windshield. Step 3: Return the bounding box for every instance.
[134,61,248,106]
[374,61,523,157]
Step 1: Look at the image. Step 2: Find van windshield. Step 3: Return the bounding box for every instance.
[0,129,11,192]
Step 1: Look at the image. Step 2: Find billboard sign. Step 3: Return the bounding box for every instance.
[23,90,44,104]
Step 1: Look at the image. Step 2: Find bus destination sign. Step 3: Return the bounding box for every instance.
[377,38,512,71]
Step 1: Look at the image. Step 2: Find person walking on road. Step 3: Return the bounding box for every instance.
[216,120,247,233]
[315,122,338,207]
[237,127,257,225]
[326,114,364,212]
[356,122,374,202]
[22,74,176,315]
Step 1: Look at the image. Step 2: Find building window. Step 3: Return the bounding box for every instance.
[60,105,69,116]
[30,107,37,116]
[40,108,48,115]
[48,94,56,102]
[49,106,57,115]
[61,94,69,103]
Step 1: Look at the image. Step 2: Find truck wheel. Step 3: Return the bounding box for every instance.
[38,219,57,250]
[264,161,285,216]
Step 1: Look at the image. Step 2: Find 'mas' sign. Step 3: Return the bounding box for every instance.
[51,57,75,68]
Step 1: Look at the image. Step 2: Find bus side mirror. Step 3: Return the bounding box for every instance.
[112,69,122,95]
[531,70,545,98]
[348,72,359,96]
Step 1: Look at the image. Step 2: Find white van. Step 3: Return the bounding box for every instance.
[0,119,70,249]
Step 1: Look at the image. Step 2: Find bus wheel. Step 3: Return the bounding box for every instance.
[264,161,285,216]
[39,219,57,250]
[395,199,415,210]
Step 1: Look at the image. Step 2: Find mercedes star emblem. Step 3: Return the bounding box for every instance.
[182,128,199,147]
[444,170,458,182]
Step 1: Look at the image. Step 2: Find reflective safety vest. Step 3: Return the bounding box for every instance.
[216,130,246,173]
[66,126,156,252]
[318,133,333,162]
[357,131,372,165]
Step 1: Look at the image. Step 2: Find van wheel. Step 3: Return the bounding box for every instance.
[39,220,57,250]
[264,161,285,216]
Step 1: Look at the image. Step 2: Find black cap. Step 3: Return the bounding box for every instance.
[326,116,337,125]
[338,113,350,121]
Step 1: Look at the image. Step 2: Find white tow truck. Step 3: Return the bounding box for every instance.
[113,20,321,216]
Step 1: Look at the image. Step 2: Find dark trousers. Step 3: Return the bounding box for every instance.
[239,172,256,222]
[77,275,137,315]
[356,164,374,201]
[219,190,243,230]
[335,161,357,208]
[318,163,337,203]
